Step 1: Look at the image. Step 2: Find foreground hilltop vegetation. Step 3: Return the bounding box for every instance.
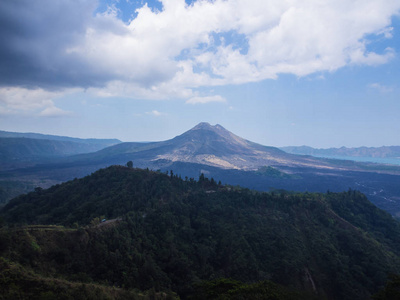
[1,165,400,299]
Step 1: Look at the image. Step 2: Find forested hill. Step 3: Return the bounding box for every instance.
[1,166,400,299]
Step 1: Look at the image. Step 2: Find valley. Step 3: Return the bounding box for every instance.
[1,123,400,217]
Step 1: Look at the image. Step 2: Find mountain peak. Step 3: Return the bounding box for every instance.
[190,122,227,132]
[191,122,217,129]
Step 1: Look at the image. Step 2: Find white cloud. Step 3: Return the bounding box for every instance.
[1,0,400,104]
[0,87,72,116]
[39,106,73,117]
[146,110,166,116]
[369,83,394,93]
[377,27,394,39]
[350,47,395,66]
[0,87,56,111]
[186,95,227,104]
[78,0,400,97]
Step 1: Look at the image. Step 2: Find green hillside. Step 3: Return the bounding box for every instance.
[0,257,177,300]
[1,166,400,299]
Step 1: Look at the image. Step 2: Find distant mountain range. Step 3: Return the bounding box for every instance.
[1,123,400,217]
[0,131,121,170]
[281,145,400,159]
[0,130,121,146]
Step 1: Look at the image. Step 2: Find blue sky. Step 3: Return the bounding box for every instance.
[0,0,399,148]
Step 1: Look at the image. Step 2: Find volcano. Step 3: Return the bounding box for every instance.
[85,122,337,171]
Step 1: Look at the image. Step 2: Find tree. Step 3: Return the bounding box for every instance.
[199,173,205,182]
[90,217,100,227]
[373,274,400,300]
[126,161,133,168]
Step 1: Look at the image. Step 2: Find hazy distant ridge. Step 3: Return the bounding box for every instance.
[0,138,115,160]
[0,130,121,146]
[280,145,400,158]
[0,131,121,169]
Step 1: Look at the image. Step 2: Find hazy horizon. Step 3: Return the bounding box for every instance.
[3,123,400,151]
[1,0,399,148]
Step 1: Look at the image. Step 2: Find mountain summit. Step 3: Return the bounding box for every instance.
[187,122,236,138]
[169,122,255,156]
[190,122,221,130]
[180,122,250,150]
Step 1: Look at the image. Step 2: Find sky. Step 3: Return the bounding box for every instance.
[0,0,400,148]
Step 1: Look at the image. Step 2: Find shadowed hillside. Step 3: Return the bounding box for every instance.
[1,166,400,299]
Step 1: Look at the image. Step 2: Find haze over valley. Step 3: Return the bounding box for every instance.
[2,123,400,218]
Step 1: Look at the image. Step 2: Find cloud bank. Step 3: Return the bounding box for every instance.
[0,87,71,116]
[186,95,227,104]
[0,0,399,113]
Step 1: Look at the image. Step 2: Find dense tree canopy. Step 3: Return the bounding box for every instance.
[1,166,400,299]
